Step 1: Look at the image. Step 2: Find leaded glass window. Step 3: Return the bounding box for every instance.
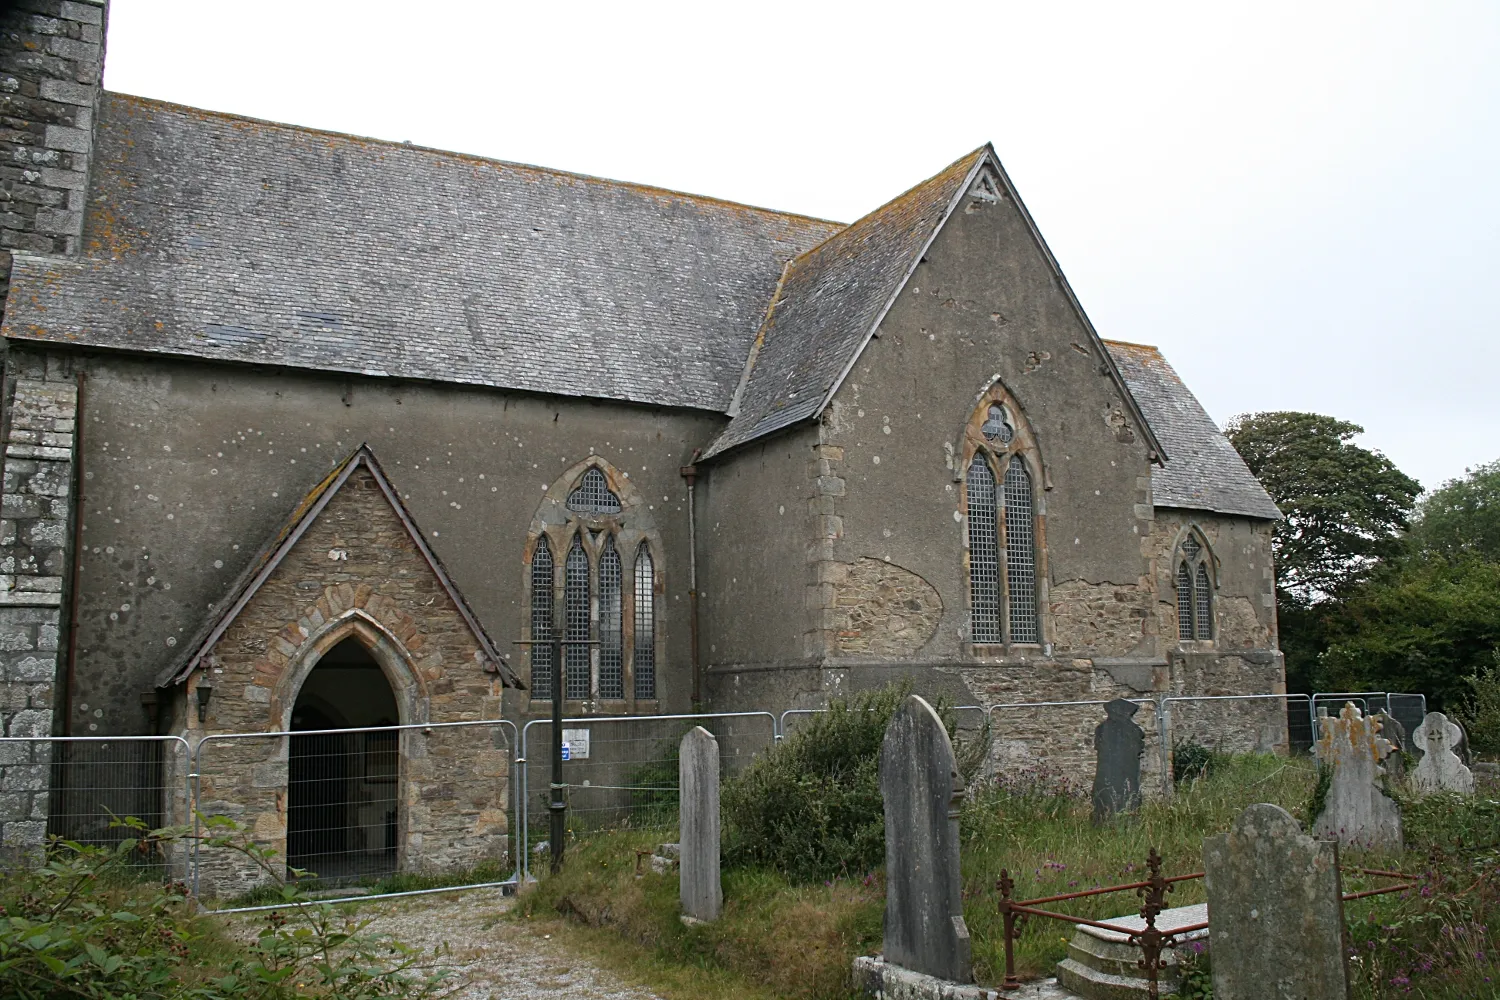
[564,535,591,700]
[598,537,623,699]
[1003,458,1037,643]
[1176,562,1195,641]
[1175,532,1214,641]
[530,536,554,698]
[982,404,1014,444]
[566,467,622,513]
[1194,564,1212,640]
[634,544,656,700]
[967,456,1002,643]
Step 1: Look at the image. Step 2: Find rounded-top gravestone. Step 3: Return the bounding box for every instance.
[879,695,971,984]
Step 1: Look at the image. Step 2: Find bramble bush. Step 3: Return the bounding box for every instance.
[0,814,451,1000]
[721,682,989,884]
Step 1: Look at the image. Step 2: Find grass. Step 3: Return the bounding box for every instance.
[522,756,1500,999]
[516,829,880,1000]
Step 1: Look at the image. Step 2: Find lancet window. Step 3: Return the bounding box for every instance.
[964,398,1041,646]
[1175,533,1214,641]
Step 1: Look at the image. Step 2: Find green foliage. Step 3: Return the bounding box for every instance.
[1225,411,1421,603]
[0,815,449,1000]
[721,683,987,884]
[1171,741,1230,784]
[1411,460,1500,563]
[1171,952,1213,999]
[1453,654,1500,756]
[1317,556,1500,708]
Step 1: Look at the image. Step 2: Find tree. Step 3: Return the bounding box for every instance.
[1225,412,1422,603]
[1411,460,1500,563]
[1317,556,1500,709]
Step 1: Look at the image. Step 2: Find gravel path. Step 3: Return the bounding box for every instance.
[225,888,662,1000]
[220,888,1083,999]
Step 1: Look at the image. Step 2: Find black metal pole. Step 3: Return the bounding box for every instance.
[550,628,566,874]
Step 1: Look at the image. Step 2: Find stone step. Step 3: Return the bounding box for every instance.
[1053,903,1207,1000]
[1056,959,1157,1000]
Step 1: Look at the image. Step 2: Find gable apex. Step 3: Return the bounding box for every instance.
[155,445,518,690]
[703,144,1165,463]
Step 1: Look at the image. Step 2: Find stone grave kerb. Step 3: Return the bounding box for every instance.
[879,694,972,983]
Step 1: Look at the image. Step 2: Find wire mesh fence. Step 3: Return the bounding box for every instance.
[518,711,776,878]
[192,719,516,908]
[1,689,1434,904]
[0,735,189,875]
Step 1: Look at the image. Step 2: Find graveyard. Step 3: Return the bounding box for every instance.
[518,690,1500,1000]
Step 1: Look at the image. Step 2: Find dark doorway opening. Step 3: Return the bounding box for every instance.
[287,637,400,884]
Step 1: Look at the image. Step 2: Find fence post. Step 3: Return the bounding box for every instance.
[1156,696,1173,799]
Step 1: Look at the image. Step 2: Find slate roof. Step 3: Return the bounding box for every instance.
[2,93,841,412]
[702,150,987,458]
[156,445,521,689]
[0,94,1270,520]
[1105,341,1281,520]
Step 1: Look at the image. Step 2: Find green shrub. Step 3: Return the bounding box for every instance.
[1171,741,1232,784]
[1454,654,1500,757]
[0,815,449,1000]
[722,683,987,884]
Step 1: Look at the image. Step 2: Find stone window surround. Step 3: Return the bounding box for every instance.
[1171,524,1219,647]
[957,382,1051,658]
[523,459,662,714]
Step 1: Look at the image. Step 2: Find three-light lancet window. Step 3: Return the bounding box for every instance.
[1175,533,1214,641]
[966,402,1040,645]
[529,467,658,703]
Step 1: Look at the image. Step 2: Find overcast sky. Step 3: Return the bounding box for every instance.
[103,2,1498,494]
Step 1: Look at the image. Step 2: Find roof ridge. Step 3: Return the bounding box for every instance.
[106,91,849,230]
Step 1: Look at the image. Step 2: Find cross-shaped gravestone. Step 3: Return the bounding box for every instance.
[880,695,971,983]
[1092,699,1144,824]
[1313,703,1402,851]
[1411,712,1474,795]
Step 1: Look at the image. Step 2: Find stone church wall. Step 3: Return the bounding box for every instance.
[186,468,509,894]
[43,347,716,733]
[0,355,79,855]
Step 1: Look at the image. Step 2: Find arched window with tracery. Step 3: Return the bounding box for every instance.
[1176,533,1214,641]
[526,462,662,706]
[964,396,1042,646]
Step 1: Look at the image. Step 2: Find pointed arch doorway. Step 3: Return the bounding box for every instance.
[287,637,401,882]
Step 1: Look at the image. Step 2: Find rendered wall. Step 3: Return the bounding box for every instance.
[46,347,717,733]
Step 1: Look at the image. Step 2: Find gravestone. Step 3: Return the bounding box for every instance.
[1453,718,1473,766]
[1378,715,1407,784]
[678,726,721,922]
[1203,803,1349,1000]
[1313,703,1403,851]
[1092,699,1144,824]
[880,695,971,983]
[1411,712,1474,795]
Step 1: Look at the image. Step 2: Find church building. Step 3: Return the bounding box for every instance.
[0,1,1283,870]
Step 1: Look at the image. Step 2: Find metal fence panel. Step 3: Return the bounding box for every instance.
[519,712,776,879]
[193,719,516,908]
[986,699,1162,796]
[0,735,190,876]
